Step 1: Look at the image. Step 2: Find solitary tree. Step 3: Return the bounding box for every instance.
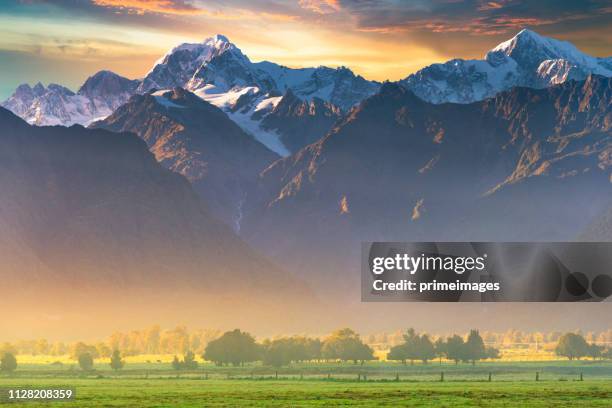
[353,342,376,365]
[0,352,17,373]
[263,341,289,368]
[417,334,436,364]
[387,329,436,365]
[401,329,421,365]
[322,328,374,364]
[556,333,589,361]
[78,352,94,371]
[263,339,294,368]
[110,350,124,371]
[203,329,260,366]
[445,335,465,365]
[387,329,416,365]
[387,343,409,365]
[464,330,487,365]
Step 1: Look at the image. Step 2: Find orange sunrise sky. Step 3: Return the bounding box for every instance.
[0,0,610,98]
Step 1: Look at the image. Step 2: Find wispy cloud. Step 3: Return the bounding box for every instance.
[92,0,203,15]
[340,0,612,36]
[298,0,341,15]
[0,0,610,98]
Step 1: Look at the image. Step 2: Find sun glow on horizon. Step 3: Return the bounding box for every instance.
[0,0,609,98]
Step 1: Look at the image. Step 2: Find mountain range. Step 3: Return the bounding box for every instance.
[4,30,610,155]
[139,34,378,155]
[0,30,610,333]
[241,75,611,293]
[401,29,612,104]
[2,71,139,126]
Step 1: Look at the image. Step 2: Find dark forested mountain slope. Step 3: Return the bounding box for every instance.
[92,88,279,228]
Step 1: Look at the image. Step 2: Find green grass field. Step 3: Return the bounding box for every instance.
[1,360,611,407]
[0,378,610,407]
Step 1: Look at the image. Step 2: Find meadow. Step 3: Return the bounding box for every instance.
[1,358,611,407]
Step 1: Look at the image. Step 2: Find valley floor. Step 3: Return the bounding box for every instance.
[1,361,611,407]
[0,378,610,407]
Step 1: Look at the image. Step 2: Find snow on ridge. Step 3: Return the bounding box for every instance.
[193,85,290,156]
[255,96,282,112]
[193,85,258,109]
[226,107,290,157]
[151,89,171,96]
[402,29,612,105]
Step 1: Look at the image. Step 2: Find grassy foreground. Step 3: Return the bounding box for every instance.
[1,360,611,407]
[0,377,610,407]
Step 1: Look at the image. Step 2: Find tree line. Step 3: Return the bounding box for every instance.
[555,332,612,361]
[3,327,612,358]
[368,328,612,349]
[0,326,221,357]
[387,329,499,365]
[203,328,375,368]
[1,329,611,373]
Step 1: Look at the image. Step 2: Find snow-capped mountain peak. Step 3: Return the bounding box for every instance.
[489,28,601,71]
[78,70,139,99]
[154,34,234,66]
[491,29,548,54]
[32,82,46,95]
[135,34,380,154]
[1,71,138,126]
[401,29,612,104]
[208,34,231,48]
[140,34,241,93]
[3,82,48,115]
[1,33,378,149]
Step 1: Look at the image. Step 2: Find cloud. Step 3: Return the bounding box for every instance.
[91,0,203,15]
[340,0,612,36]
[29,0,300,22]
[3,0,610,90]
[299,0,341,14]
